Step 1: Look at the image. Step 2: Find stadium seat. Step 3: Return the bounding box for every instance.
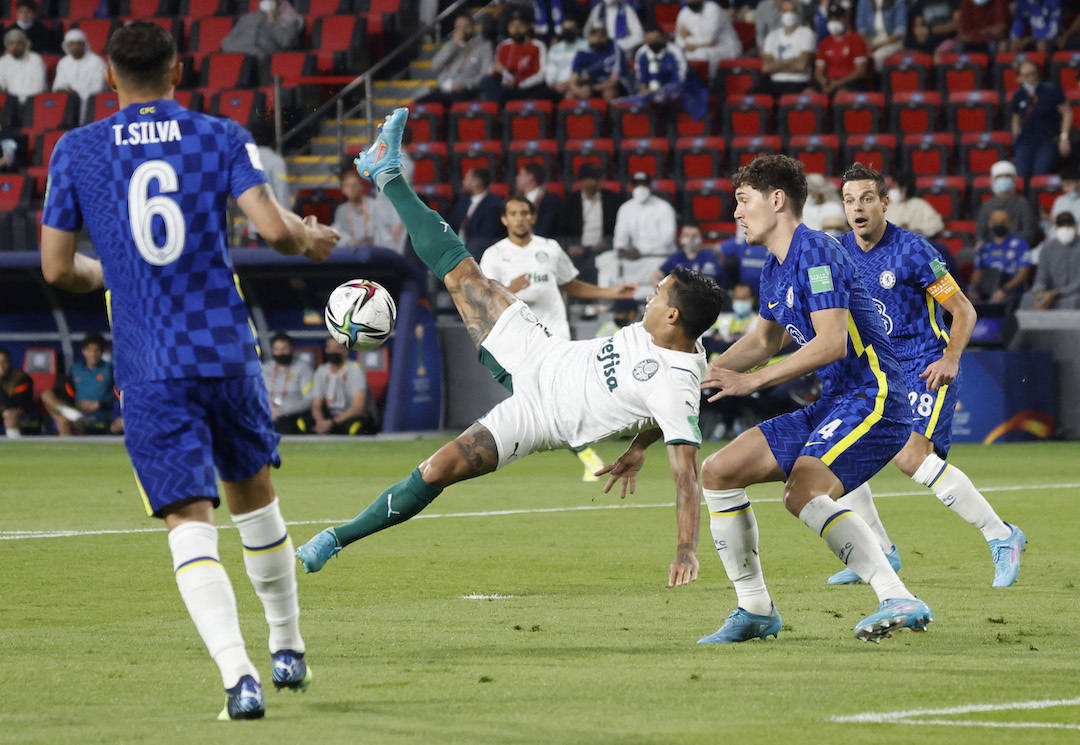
[715,57,762,96]
[1050,51,1080,92]
[407,102,445,145]
[407,141,447,184]
[936,220,974,258]
[777,92,828,137]
[672,109,711,138]
[31,129,63,170]
[729,134,782,170]
[61,0,113,19]
[200,53,257,92]
[448,101,498,143]
[881,52,932,95]
[993,51,1046,96]
[829,90,881,135]
[610,101,657,140]
[310,14,366,74]
[294,187,341,225]
[617,137,669,180]
[557,98,607,142]
[173,89,204,113]
[450,140,502,185]
[674,136,726,180]
[178,0,231,19]
[209,88,265,129]
[502,99,552,143]
[0,174,31,211]
[843,134,896,174]
[295,0,352,14]
[789,134,840,177]
[946,90,999,133]
[69,18,119,55]
[723,94,773,138]
[0,92,14,129]
[916,176,966,222]
[1069,89,1080,132]
[506,140,558,183]
[902,133,954,176]
[263,51,317,86]
[21,347,57,407]
[1027,174,1063,214]
[683,178,733,223]
[543,180,565,199]
[652,0,681,33]
[935,52,988,93]
[415,183,454,216]
[889,90,941,135]
[82,91,118,124]
[958,131,1011,176]
[119,0,173,17]
[20,92,79,132]
[563,138,615,181]
[188,16,235,67]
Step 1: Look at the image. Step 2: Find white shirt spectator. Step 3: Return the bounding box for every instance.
[545,36,587,87]
[311,360,366,418]
[580,191,603,249]
[332,196,405,252]
[887,195,945,238]
[0,39,46,102]
[675,0,741,78]
[52,29,106,122]
[762,23,816,83]
[584,1,644,56]
[602,191,677,294]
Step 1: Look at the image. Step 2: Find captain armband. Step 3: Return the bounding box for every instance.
[926,273,960,302]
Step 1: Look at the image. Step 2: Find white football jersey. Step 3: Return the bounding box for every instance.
[480,236,579,339]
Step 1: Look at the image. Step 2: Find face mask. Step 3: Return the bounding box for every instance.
[648,42,665,53]
[325,352,344,365]
[1022,81,1037,95]
[732,299,753,319]
[560,30,578,43]
[632,185,650,203]
[972,0,989,5]
[781,12,800,29]
[827,20,845,36]
[680,236,702,252]
[590,41,607,51]
[15,20,31,30]
[272,353,293,366]
[887,187,902,203]
[259,0,275,13]
[1055,227,1077,244]
[687,1,704,10]
[511,33,526,43]
[990,224,1009,239]
[992,176,1014,195]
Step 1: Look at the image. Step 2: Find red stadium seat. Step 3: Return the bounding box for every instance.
[407,141,447,184]
[672,109,711,138]
[1050,51,1080,92]
[450,140,502,185]
[843,133,896,174]
[674,136,726,180]
[31,129,64,168]
[729,134,782,170]
[777,92,828,137]
[70,18,118,56]
[188,16,234,60]
[958,131,1011,175]
[946,90,999,133]
[902,133,954,176]
[563,138,615,180]
[937,221,974,258]
[0,174,31,211]
[617,137,669,180]
[415,183,454,216]
[723,94,774,138]
[683,178,733,223]
[916,176,966,222]
[173,90,204,112]
[407,102,445,145]
[21,347,57,407]
[881,52,932,95]
[178,0,231,19]
[294,187,340,225]
[264,52,317,85]
[889,90,942,135]
[310,15,366,74]
[557,98,607,141]
[209,88,265,129]
[295,0,351,14]
[58,0,108,18]
[832,91,884,135]
[448,101,498,143]
[506,140,558,183]
[715,57,762,96]
[85,92,118,123]
[1028,174,1064,214]
[200,53,257,92]
[652,0,682,33]
[120,0,173,17]
[20,92,79,132]
[1069,89,1080,133]
[610,101,657,140]
[789,134,840,177]
[502,99,552,143]
[935,53,988,93]
[0,92,13,129]
[993,51,1045,97]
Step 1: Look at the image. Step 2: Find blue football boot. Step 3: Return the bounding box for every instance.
[296,528,341,574]
[827,544,902,585]
[354,107,408,183]
[698,604,782,644]
[217,674,265,720]
[989,523,1026,587]
[271,650,312,692]
[854,598,933,643]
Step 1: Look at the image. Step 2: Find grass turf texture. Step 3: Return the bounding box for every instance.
[1,439,1078,744]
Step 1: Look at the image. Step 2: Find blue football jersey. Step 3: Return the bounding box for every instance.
[758,224,906,405]
[42,99,267,388]
[839,222,952,363]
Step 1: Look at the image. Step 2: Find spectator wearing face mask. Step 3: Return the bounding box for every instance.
[1051,162,1080,220]
[674,0,741,81]
[584,0,644,57]
[221,0,303,60]
[481,12,550,103]
[815,4,868,95]
[261,332,314,434]
[1023,211,1080,310]
[421,14,493,106]
[711,282,759,346]
[567,24,628,100]
[311,337,373,435]
[886,171,945,239]
[545,18,587,97]
[4,1,60,56]
[1009,0,1060,55]
[759,1,817,97]
[969,208,1033,306]
[599,172,676,295]
[1011,59,1072,182]
[975,161,1038,246]
[630,25,708,119]
[650,223,724,286]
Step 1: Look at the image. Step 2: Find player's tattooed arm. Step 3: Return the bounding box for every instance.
[451,271,517,347]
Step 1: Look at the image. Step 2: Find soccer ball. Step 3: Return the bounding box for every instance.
[324,279,397,350]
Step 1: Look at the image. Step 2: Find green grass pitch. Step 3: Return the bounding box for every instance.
[2,438,1079,744]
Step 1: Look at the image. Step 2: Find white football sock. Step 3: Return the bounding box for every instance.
[836,482,893,555]
[911,453,1011,542]
[232,498,304,654]
[168,521,257,689]
[798,495,914,603]
[704,488,772,616]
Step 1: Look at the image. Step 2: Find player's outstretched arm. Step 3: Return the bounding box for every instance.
[920,283,977,391]
[560,279,637,299]
[751,306,847,390]
[236,183,340,260]
[598,428,662,499]
[665,443,700,588]
[41,226,104,293]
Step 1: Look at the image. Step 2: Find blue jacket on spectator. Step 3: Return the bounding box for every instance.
[1011,0,1061,43]
[856,0,907,38]
[572,39,630,89]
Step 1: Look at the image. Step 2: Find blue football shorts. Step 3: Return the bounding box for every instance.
[903,355,961,458]
[122,375,281,517]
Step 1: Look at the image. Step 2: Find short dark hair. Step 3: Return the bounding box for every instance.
[1055,211,1076,226]
[841,162,887,198]
[270,332,293,346]
[503,195,535,215]
[893,170,916,198]
[105,20,177,91]
[732,155,808,218]
[669,266,724,339]
[16,1,36,11]
[470,167,492,189]
[82,332,106,350]
[522,162,545,185]
[0,346,10,362]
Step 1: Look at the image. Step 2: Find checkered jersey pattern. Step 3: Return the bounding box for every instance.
[758,224,906,411]
[42,99,267,388]
[840,222,950,364]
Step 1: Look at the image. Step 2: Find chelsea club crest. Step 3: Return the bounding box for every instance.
[879,270,896,289]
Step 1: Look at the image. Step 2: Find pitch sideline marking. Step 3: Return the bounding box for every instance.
[830,696,1080,730]
[1,482,1077,542]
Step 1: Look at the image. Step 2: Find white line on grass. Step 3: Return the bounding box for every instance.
[460,594,518,600]
[831,696,1080,730]
[2,482,1077,542]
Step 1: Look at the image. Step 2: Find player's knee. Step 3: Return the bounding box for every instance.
[893,440,932,477]
[701,452,740,490]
